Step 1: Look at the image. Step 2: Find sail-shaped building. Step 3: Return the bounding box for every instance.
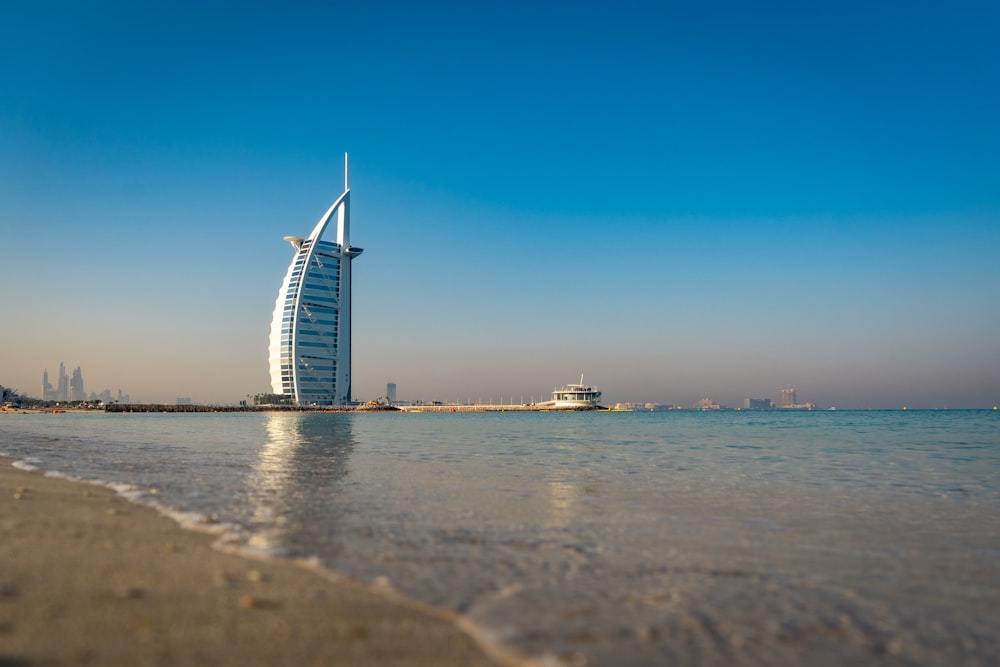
[267,154,363,405]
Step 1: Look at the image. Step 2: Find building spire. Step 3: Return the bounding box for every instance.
[345,152,349,190]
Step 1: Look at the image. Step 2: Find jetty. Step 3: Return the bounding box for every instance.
[395,402,601,413]
[97,403,603,414]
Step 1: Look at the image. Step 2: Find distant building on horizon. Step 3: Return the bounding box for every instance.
[780,386,815,409]
[42,362,82,402]
[780,386,797,408]
[39,363,128,404]
[386,382,397,404]
[695,397,722,410]
[745,397,774,410]
[613,402,664,411]
[88,388,130,404]
[41,369,53,401]
[69,366,85,402]
[56,362,69,402]
[267,154,363,406]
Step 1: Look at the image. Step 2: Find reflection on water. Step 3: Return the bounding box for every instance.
[245,412,355,553]
[546,479,580,527]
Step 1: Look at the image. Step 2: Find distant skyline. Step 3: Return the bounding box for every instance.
[2,1,998,408]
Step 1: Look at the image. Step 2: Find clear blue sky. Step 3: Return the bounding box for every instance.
[2,0,998,408]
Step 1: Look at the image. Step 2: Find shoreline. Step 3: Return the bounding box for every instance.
[0,455,523,667]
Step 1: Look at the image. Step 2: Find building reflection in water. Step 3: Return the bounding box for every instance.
[546,479,581,528]
[245,412,355,554]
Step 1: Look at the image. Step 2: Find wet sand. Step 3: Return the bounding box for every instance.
[0,456,517,666]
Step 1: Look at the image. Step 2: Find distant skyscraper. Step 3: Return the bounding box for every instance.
[267,154,363,406]
[56,362,69,402]
[69,366,85,401]
[42,369,53,401]
[780,386,797,408]
[386,382,397,403]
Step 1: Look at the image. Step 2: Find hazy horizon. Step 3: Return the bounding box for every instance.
[2,2,998,409]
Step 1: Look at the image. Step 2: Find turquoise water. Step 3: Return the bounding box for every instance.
[2,410,998,665]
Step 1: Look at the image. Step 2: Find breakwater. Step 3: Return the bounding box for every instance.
[100,403,602,413]
[102,404,360,413]
[395,403,603,412]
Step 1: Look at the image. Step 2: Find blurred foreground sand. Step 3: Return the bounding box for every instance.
[0,456,516,666]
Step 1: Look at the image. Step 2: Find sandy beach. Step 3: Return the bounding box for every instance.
[0,455,517,666]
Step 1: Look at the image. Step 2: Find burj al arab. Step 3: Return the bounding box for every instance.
[267,154,363,405]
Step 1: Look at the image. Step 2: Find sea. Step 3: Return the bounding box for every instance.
[1,409,998,666]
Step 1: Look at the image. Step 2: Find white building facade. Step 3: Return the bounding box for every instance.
[267,155,363,405]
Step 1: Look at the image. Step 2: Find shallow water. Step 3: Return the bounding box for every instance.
[2,410,998,665]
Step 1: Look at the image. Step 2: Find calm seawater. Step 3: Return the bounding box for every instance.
[2,410,998,666]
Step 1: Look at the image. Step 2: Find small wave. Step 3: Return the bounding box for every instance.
[12,458,41,472]
[29,462,250,549]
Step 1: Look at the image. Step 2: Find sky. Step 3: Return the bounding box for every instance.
[1,0,998,408]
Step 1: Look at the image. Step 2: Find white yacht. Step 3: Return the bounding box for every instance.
[547,375,603,410]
